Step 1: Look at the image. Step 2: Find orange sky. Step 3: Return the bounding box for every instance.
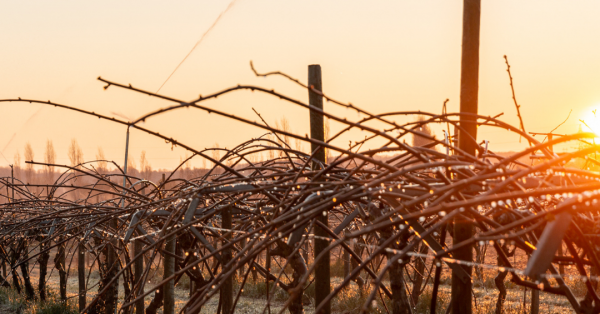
[2,1,600,171]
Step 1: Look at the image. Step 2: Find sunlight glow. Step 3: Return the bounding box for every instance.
[582,107,600,136]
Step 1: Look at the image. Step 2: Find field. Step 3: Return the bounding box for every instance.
[2,51,599,314]
[0,243,582,314]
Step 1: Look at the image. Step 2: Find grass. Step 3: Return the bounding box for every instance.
[0,271,578,314]
[414,286,450,314]
[239,278,291,302]
[1,247,581,314]
[0,286,27,313]
[0,287,78,314]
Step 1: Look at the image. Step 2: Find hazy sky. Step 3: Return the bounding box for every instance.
[2,1,600,171]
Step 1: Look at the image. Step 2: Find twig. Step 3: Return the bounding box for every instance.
[580,119,593,133]
[504,55,529,145]
[549,109,572,134]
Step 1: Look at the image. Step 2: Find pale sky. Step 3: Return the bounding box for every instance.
[2,1,600,170]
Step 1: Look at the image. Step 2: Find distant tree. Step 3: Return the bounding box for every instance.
[13,151,21,180]
[67,139,84,168]
[211,143,221,167]
[183,153,192,169]
[265,134,275,160]
[250,152,261,165]
[44,139,56,183]
[67,139,84,200]
[93,147,109,203]
[412,116,435,147]
[180,152,194,179]
[140,151,152,179]
[95,147,108,174]
[24,142,34,185]
[294,138,303,153]
[127,154,137,176]
[275,117,291,148]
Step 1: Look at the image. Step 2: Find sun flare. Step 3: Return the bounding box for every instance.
[582,108,600,136]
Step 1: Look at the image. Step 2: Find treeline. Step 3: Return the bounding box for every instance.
[0,113,431,194]
[0,139,215,203]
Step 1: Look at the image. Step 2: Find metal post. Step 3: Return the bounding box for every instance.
[309,64,330,314]
[107,126,131,314]
[453,1,481,314]
[121,126,131,207]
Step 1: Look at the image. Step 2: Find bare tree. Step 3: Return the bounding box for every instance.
[294,138,303,153]
[412,116,435,147]
[179,152,192,179]
[127,156,137,176]
[67,139,84,200]
[24,142,34,185]
[185,153,191,170]
[44,139,56,184]
[211,143,221,168]
[265,135,275,160]
[94,147,108,203]
[13,151,21,180]
[140,151,152,180]
[275,117,291,148]
[67,139,84,168]
[96,147,108,174]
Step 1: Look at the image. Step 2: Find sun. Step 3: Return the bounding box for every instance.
[581,108,600,136]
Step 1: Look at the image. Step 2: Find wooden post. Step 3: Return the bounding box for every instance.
[163,234,176,314]
[531,289,539,314]
[309,65,326,166]
[453,1,480,314]
[309,64,330,314]
[79,241,86,312]
[134,239,144,314]
[221,206,233,314]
